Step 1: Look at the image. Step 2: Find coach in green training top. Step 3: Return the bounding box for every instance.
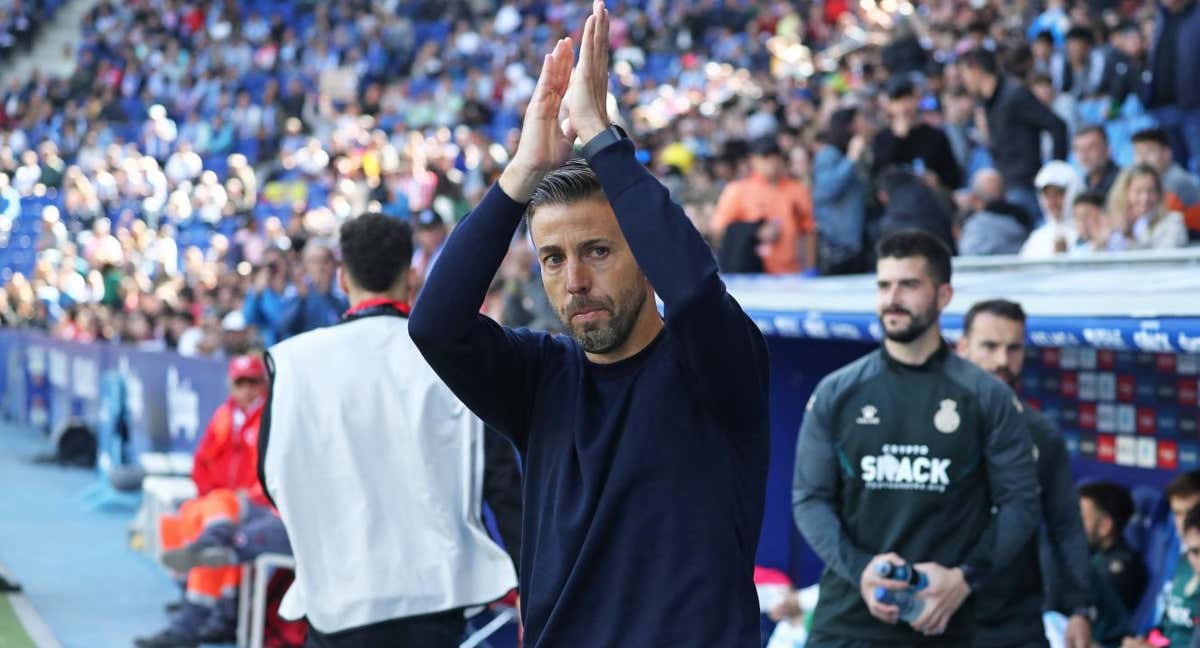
[792,230,1041,647]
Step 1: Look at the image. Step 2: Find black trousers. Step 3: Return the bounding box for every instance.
[305,609,465,648]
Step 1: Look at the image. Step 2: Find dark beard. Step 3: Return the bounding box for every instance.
[880,307,935,343]
[561,284,648,354]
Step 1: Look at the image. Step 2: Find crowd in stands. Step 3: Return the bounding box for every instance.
[0,0,1199,354]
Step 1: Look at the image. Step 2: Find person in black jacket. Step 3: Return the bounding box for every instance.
[958,299,1094,648]
[1142,0,1200,175]
[872,77,962,192]
[959,48,1069,227]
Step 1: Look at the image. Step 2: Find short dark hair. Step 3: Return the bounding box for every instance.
[1066,26,1095,43]
[1132,127,1171,147]
[1079,481,1135,535]
[876,229,953,286]
[338,213,413,293]
[1035,30,1055,44]
[1074,125,1108,143]
[1186,506,1200,535]
[964,299,1026,335]
[1073,191,1106,208]
[527,158,605,222]
[1165,470,1200,502]
[959,48,998,76]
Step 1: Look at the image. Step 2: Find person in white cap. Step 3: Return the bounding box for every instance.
[1021,160,1083,259]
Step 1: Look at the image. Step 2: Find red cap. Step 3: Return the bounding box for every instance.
[228,355,267,381]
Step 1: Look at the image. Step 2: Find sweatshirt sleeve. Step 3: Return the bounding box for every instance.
[961,382,1042,584]
[408,185,548,450]
[587,138,770,431]
[1016,87,1069,160]
[1038,421,1092,611]
[792,379,875,586]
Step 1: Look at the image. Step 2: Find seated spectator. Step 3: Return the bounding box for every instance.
[875,166,956,253]
[1104,165,1189,250]
[1075,126,1122,198]
[277,240,347,340]
[1021,160,1083,258]
[1079,481,1147,646]
[1070,192,1117,255]
[958,168,1032,255]
[712,137,816,274]
[1131,127,1200,240]
[1121,504,1200,648]
[135,356,299,648]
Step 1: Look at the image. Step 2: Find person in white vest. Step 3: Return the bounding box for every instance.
[258,213,518,647]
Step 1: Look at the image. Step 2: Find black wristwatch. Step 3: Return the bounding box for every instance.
[581,124,629,160]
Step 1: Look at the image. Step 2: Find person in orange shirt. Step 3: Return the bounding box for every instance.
[711,137,816,274]
[136,355,297,648]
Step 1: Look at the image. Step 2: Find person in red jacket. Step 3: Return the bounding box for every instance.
[136,355,298,648]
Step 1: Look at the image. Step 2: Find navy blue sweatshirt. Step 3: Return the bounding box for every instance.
[409,139,770,646]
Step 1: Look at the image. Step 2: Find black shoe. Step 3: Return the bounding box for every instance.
[0,575,20,593]
[132,627,198,648]
[194,625,236,644]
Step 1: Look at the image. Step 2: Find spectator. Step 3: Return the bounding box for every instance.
[1131,126,1200,239]
[1021,160,1084,258]
[1121,504,1200,648]
[1050,26,1111,101]
[1074,126,1122,198]
[875,167,956,253]
[958,168,1032,256]
[1078,481,1146,646]
[872,77,962,191]
[409,208,448,295]
[1141,0,1200,175]
[712,137,815,274]
[277,240,347,340]
[812,107,869,275]
[959,48,1069,225]
[1070,191,1116,255]
[242,248,290,347]
[1104,164,1189,250]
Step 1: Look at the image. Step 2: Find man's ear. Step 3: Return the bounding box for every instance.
[937,282,954,313]
[337,267,349,295]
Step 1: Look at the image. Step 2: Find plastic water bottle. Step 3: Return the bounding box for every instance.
[875,562,929,591]
[874,586,925,623]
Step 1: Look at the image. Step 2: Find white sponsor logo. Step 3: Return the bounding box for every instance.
[1179,354,1199,375]
[1060,347,1080,370]
[166,366,200,442]
[1133,329,1172,352]
[1078,348,1098,370]
[803,314,829,338]
[1116,435,1137,466]
[1079,372,1098,401]
[1177,333,1200,354]
[857,405,880,425]
[1117,405,1136,434]
[48,349,69,389]
[1097,403,1116,433]
[934,399,960,434]
[1136,437,1157,469]
[1083,328,1127,349]
[861,448,952,492]
[1097,373,1116,401]
[71,357,99,400]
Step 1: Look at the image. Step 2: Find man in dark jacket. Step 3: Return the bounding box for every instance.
[959,48,1069,226]
[1142,0,1200,174]
[872,77,962,191]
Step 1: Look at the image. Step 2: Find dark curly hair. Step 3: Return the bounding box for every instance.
[338,213,414,293]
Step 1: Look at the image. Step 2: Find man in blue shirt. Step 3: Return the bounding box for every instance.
[277,241,347,340]
[410,3,769,645]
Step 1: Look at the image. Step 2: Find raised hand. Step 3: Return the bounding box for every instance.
[563,0,612,145]
[500,37,575,203]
